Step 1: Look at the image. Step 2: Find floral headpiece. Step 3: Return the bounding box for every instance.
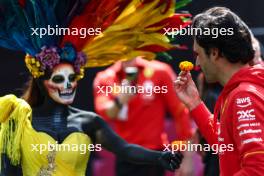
[25,43,87,80]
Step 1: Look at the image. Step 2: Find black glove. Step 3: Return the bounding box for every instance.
[158,151,183,171]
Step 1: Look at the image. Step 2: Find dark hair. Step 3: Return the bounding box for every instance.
[260,41,264,61]
[21,77,46,107]
[192,7,255,64]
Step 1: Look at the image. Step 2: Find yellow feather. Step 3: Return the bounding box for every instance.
[82,0,177,68]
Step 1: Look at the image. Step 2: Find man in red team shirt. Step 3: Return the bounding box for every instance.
[175,7,264,176]
[93,56,193,176]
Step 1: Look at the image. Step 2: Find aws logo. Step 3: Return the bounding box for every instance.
[236,97,252,108]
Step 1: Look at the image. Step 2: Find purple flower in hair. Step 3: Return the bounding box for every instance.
[36,46,60,71]
[74,52,87,73]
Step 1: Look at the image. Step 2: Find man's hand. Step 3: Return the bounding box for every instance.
[174,71,201,111]
[158,152,183,171]
[116,78,135,105]
[105,79,136,118]
[117,92,134,105]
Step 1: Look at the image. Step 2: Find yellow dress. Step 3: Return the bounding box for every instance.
[0,95,91,176]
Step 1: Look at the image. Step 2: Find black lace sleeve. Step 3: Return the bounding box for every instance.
[68,108,182,171]
[82,112,162,165]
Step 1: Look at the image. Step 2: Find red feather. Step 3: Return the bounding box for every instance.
[137,45,170,52]
[61,0,131,50]
[19,0,26,7]
[146,13,192,33]
[138,0,172,14]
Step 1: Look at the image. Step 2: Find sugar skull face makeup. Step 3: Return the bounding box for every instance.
[43,63,77,105]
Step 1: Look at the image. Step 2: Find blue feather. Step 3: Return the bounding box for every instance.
[0,0,89,57]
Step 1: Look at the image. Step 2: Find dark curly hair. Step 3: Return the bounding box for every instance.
[192,7,255,64]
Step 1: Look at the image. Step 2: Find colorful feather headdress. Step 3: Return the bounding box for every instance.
[0,0,191,80]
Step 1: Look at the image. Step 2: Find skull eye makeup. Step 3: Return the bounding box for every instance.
[52,75,65,83]
[69,74,76,82]
[44,63,78,105]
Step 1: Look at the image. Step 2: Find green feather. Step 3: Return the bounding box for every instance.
[176,0,192,10]
[157,52,173,61]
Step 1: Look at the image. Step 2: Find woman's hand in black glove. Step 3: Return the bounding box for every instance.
[158,151,183,171]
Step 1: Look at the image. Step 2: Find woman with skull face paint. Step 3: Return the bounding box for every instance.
[42,63,78,105]
[0,0,191,175]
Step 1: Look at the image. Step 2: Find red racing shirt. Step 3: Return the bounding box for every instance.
[93,58,192,150]
[191,64,264,176]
